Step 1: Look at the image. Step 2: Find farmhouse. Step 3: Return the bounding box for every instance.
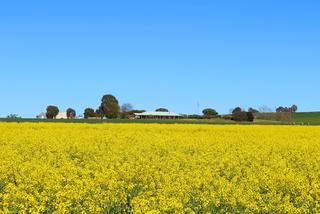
[56,112,68,119]
[134,111,182,119]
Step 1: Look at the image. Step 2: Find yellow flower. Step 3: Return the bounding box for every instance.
[0,123,319,213]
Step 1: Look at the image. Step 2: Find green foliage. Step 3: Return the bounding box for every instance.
[232,111,254,122]
[95,108,103,119]
[84,108,96,119]
[100,94,120,119]
[276,105,298,113]
[291,105,298,112]
[222,115,232,120]
[120,109,145,119]
[7,114,19,119]
[202,108,218,119]
[187,114,203,119]
[46,105,59,119]
[248,108,259,113]
[156,108,169,112]
[246,112,254,122]
[232,107,242,114]
[66,108,76,119]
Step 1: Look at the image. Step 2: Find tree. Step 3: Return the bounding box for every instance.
[156,108,169,112]
[66,108,76,119]
[232,111,248,121]
[95,108,103,119]
[246,112,254,122]
[276,106,285,112]
[46,105,59,119]
[248,108,259,113]
[121,103,133,113]
[84,108,96,119]
[291,104,298,112]
[100,94,120,119]
[232,107,242,114]
[231,108,255,122]
[7,114,18,119]
[276,105,297,113]
[202,108,218,118]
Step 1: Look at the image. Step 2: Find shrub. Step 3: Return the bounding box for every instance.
[222,115,233,120]
[232,111,254,122]
[246,112,254,122]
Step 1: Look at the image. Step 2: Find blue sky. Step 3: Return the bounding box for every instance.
[0,0,319,117]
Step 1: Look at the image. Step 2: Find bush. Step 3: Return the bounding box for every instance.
[246,112,254,122]
[187,114,203,119]
[222,115,233,120]
[232,111,254,122]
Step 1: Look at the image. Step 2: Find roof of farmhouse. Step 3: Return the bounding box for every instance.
[134,111,182,117]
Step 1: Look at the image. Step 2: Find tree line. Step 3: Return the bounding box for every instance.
[43,94,298,122]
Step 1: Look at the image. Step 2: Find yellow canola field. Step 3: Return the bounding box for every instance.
[0,123,320,213]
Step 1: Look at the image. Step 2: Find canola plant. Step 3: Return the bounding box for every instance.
[0,123,320,213]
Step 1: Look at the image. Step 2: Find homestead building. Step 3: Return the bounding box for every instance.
[134,111,182,119]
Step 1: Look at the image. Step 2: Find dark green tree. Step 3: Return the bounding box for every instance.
[156,108,169,112]
[202,108,218,118]
[95,108,103,119]
[232,111,248,122]
[100,94,120,119]
[46,105,59,119]
[231,108,255,122]
[276,106,285,112]
[232,107,242,114]
[246,112,254,122]
[66,108,76,119]
[84,108,96,119]
[291,105,298,112]
[248,108,259,113]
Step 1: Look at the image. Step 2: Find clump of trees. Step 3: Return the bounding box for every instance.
[274,105,297,122]
[7,114,20,119]
[231,107,254,122]
[276,105,298,113]
[46,105,59,119]
[202,108,219,119]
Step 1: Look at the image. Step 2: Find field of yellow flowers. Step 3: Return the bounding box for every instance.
[0,123,320,213]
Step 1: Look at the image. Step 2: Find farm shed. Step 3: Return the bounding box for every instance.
[134,111,182,119]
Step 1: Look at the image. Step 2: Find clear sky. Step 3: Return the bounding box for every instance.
[0,0,319,117]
